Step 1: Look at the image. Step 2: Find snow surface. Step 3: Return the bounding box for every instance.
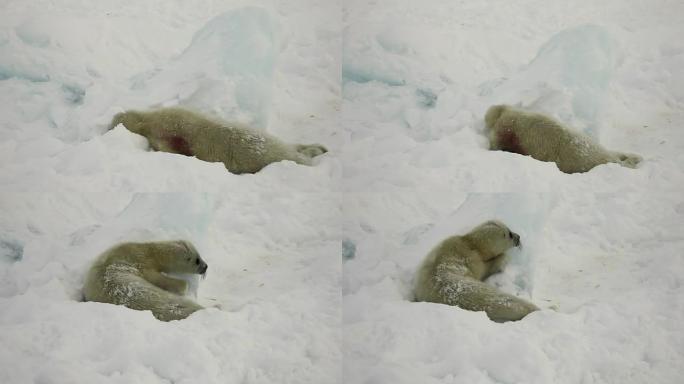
[1,0,684,383]
[1,0,341,383]
[342,0,684,383]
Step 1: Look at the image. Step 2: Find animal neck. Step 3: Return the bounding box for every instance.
[135,245,165,272]
[462,233,498,261]
[128,122,149,136]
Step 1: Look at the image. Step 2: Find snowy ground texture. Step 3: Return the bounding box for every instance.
[1,0,340,383]
[342,0,684,383]
[1,0,684,383]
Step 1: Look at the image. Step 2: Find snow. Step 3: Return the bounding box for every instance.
[342,0,684,383]
[0,0,340,383]
[1,0,683,383]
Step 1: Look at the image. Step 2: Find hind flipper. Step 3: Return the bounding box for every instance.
[150,294,204,321]
[440,277,538,322]
[296,144,328,158]
[143,270,188,295]
[614,152,642,168]
[482,291,539,322]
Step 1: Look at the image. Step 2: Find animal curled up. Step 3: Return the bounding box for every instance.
[484,104,642,174]
[414,220,538,322]
[83,240,207,321]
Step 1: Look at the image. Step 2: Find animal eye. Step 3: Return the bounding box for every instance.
[508,232,513,238]
[195,259,200,265]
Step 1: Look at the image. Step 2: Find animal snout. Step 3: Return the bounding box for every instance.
[199,262,208,274]
[513,233,521,247]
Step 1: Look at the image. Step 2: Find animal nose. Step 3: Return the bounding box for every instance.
[513,233,521,247]
[199,263,208,274]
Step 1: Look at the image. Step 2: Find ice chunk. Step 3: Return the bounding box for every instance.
[533,25,617,91]
[481,24,619,136]
[113,194,214,241]
[128,7,277,130]
[186,8,276,78]
[454,193,556,294]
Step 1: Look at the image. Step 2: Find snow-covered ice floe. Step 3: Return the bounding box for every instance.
[0,0,341,383]
[2,0,684,383]
[342,0,684,383]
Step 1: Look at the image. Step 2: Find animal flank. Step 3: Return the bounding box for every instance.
[498,129,526,155]
[167,136,193,156]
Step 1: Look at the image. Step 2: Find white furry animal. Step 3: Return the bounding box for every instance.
[485,104,641,173]
[110,107,327,174]
[83,240,207,321]
[414,220,538,322]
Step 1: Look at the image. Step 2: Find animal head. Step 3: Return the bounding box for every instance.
[110,110,147,135]
[465,220,520,259]
[484,105,509,129]
[153,240,208,276]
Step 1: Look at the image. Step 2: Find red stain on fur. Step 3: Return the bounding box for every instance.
[166,136,193,156]
[498,129,526,155]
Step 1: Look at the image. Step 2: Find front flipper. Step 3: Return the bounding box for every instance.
[143,270,188,295]
[482,254,508,279]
